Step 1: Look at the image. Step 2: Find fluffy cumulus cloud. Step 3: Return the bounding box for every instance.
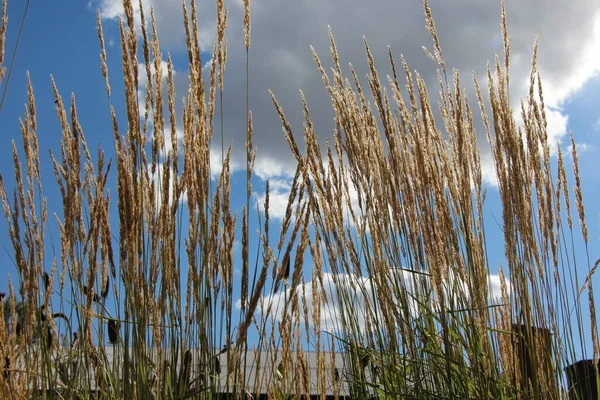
[237,269,510,334]
[253,157,296,181]
[95,0,600,186]
[95,0,216,51]
[138,60,171,94]
[251,162,361,223]
[253,178,295,220]
[134,58,182,156]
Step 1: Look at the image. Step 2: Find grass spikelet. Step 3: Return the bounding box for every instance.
[570,133,588,243]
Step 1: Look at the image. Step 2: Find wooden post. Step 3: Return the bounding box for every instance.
[565,360,598,400]
[511,324,553,398]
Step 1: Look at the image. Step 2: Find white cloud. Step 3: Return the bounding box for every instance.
[487,274,507,304]
[138,60,171,90]
[253,179,295,220]
[137,59,174,122]
[210,147,243,181]
[480,152,499,187]
[268,178,293,192]
[250,160,387,232]
[566,141,597,158]
[521,14,600,152]
[576,142,596,154]
[544,107,570,154]
[253,157,296,181]
[239,269,510,334]
[95,0,216,51]
[538,15,600,108]
[96,0,131,20]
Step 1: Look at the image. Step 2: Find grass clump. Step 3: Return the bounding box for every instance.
[0,0,597,398]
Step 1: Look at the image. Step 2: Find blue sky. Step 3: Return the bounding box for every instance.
[0,0,599,357]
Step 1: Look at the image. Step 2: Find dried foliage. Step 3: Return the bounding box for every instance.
[0,0,596,398]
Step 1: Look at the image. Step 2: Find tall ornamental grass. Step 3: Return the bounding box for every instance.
[0,0,597,398]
